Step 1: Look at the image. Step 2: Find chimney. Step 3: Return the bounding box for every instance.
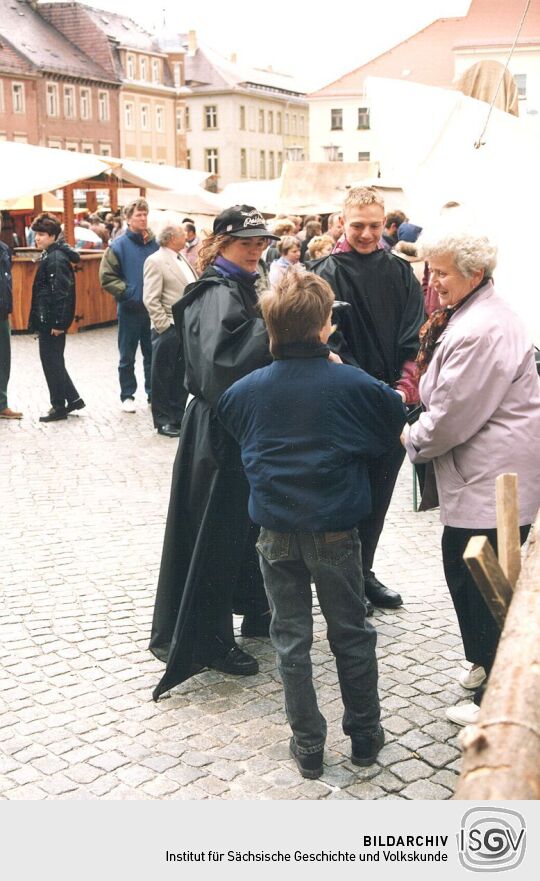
[187,30,197,56]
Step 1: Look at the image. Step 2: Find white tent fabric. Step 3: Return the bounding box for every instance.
[115,159,211,191]
[366,77,540,342]
[218,179,281,215]
[0,141,117,206]
[142,186,222,217]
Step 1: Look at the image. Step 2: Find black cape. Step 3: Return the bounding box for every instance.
[149,266,271,700]
[311,249,425,380]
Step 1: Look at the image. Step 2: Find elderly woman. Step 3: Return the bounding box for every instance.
[402,230,540,726]
[149,205,279,700]
[268,235,302,288]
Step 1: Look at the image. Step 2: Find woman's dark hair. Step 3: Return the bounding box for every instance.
[31,212,62,239]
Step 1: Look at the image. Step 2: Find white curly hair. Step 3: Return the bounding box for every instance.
[418,229,497,278]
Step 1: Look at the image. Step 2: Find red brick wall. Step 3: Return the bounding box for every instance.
[0,75,39,143]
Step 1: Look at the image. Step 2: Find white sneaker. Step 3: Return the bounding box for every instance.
[446,703,481,727]
[121,398,136,413]
[459,664,486,689]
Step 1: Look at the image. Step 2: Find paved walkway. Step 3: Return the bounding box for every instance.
[1,326,468,800]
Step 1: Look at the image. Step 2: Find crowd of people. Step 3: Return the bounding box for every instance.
[2,188,539,782]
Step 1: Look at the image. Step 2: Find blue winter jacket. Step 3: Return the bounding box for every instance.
[108,229,158,307]
[217,342,407,532]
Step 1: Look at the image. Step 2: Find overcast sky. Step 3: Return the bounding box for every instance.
[63,0,472,90]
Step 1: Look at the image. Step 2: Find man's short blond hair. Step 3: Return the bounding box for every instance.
[343,186,384,217]
[259,270,334,354]
[124,198,149,219]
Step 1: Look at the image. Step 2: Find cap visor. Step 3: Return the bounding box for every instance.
[230,228,280,241]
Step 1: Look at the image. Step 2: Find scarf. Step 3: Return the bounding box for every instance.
[416,280,488,376]
[214,255,259,283]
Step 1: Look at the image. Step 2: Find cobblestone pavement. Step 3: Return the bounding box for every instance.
[1,326,469,801]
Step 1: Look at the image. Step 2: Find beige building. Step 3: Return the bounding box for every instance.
[308,0,540,170]
[172,33,308,187]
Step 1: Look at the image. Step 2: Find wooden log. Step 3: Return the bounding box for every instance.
[496,473,521,588]
[463,536,514,629]
[454,514,540,800]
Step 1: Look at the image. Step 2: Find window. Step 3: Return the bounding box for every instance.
[337,150,344,162]
[515,73,527,98]
[141,104,149,130]
[357,107,370,129]
[126,54,135,79]
[205,148,218,175]
[292,115,297,135]
[176,108,183,133]
[140,57,147,81]
[173,63,181,88]
[46,83,59,117]
[47,139,62,149]
[82,142,93,154]
[100,144,112,156]
[186,149,191,169]
[284,113,289,134]
[239,105,245,130]
[12,82,25,114]
[240,148,247,178]
[258,109,264,132]
[184,106,190,130]
[66,141,77,152]
[98,91,109,122]
[80,88,91,120]
[124,102,134,129]
[156,106,164,132]
[64,85,75,119]
[268,111,274,133]
[152,59,160,83]
[331,108,343,130]
[259,150,265,178]
[277,112,282,134]
[204,105,218,129]
[268,151,275,178]
[277,151,283,174]
[358,151,371,161]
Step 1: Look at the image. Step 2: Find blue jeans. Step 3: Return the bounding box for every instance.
[256,528,380,755]
[117,302,152,401]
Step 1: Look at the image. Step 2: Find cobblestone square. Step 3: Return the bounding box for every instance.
[1,326,468,799]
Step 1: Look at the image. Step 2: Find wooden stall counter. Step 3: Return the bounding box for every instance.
[11,250,118,333]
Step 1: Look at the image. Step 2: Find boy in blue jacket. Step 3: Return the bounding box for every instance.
[217,270,406,779]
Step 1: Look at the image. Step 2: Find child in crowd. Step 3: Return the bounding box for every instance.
[217,270,406,779]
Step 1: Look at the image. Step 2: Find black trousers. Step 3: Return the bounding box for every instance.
[150,327,188,428]
[357,437,406,574]
[38,331,79,410]
[442,524,531,704]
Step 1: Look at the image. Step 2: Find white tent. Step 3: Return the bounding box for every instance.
[366,76,540,341]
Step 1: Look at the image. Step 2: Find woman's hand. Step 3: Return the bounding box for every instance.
[51,329,65,336]
[400,423,410,446]
[328,351,343,364]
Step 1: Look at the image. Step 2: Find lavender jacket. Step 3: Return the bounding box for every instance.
[405,280,540,528]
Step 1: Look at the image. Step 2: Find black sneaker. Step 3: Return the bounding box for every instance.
[209,645,259,676]
[351,726,385,766]
[39,408,67,423]
[289,737,324,779]
[66,397,85,414]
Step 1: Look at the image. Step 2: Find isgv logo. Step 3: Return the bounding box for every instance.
[458,807,526,872]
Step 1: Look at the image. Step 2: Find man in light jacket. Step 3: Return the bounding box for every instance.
[143,224,197,437]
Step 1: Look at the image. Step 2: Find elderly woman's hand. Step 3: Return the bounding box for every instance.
[400,423,410,446]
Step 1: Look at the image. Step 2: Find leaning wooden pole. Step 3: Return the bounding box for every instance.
[454,514,540,800]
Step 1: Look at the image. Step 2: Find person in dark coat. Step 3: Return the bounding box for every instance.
[311,187,424,609]
[28,213,84,423]
[149,205,280,701]
[0,221,22,420]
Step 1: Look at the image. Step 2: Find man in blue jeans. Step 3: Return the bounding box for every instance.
[217,270,406,779]
[99,198,158,412]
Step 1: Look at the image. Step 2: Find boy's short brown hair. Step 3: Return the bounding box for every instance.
[259,269,334,354]
[31,212,62,239]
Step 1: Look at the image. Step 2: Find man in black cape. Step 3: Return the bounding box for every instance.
[312,186,425,609]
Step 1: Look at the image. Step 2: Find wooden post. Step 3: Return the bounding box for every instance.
[496,473,521,587]
[110,186,118,213]
[454,514,540,800]
[463,536,513,629]
[63,185,75,245]
[86,190,98,214]
[33,194,43,216]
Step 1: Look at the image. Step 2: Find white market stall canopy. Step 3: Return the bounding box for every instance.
[366,76,540,342]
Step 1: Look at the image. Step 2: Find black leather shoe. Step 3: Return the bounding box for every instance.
[351,726,385,766]
[209,645,259,676]
[289,737,324,779]
[241,611,271,637]
[364,572,402,608]
[66,397,85,413]
[39,408,67,422]
[157,423,181,438]
[365,597,374,617]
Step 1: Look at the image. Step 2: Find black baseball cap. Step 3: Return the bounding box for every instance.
[213,204,279,240]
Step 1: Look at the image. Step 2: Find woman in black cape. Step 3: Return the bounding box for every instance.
[149,205,279,700]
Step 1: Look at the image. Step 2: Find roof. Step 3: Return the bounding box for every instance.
[310,0,540,98]
[0,0,115,82]
[0,33,35,75]
[69,3,161,53]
